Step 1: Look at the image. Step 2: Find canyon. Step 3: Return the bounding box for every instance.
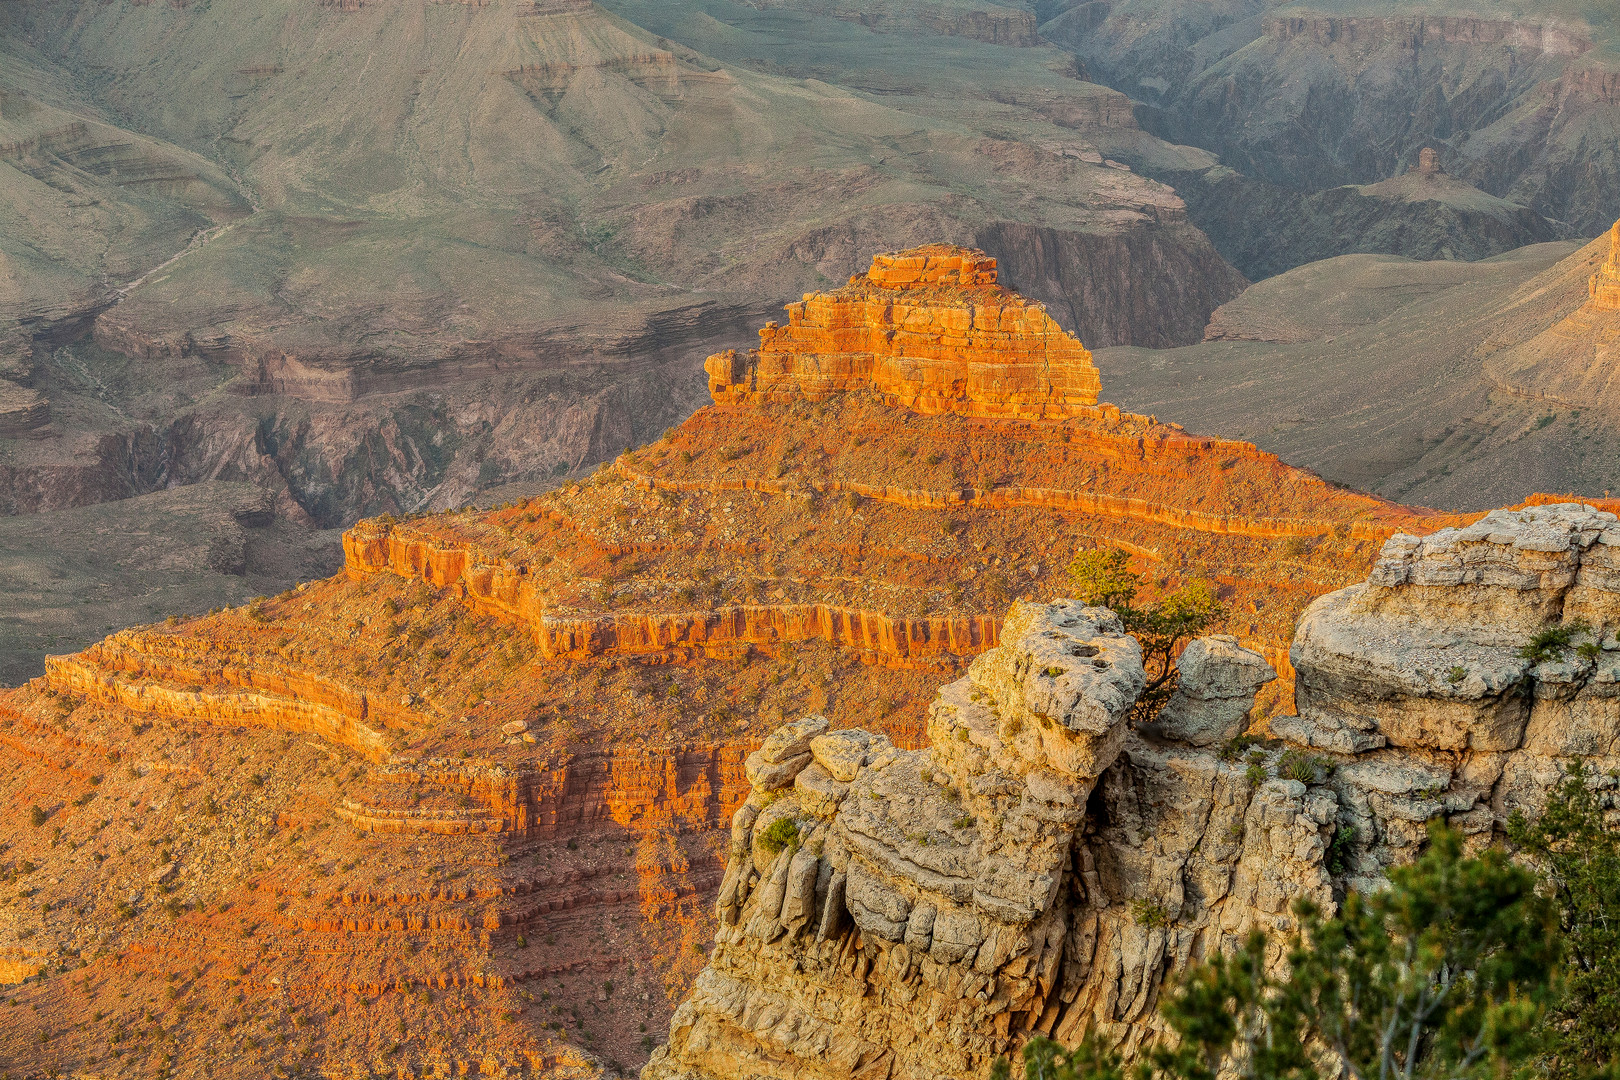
[0,0,1256,677]
[9,0,1620,681]
[1043,0,1620,271]
[618,0,1613,279]
[4,1,1620,1067]
[0,247,1513,1078]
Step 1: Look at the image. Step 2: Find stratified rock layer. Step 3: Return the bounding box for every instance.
[0,246,1496,1077]
[1288,504,1620,838]
[705,246,1101,419]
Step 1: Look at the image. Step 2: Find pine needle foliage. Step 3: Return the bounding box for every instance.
[1004,822,1566,1080]
[1068,548,1223,722]
[1509,760,1620,1079]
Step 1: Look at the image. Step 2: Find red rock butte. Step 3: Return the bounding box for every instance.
[705,245,1102,419]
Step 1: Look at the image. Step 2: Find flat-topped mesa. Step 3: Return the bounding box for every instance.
[1589,220,1620,311]
[704,244,1103,420]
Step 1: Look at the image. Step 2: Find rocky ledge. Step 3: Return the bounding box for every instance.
[646,502,1620,1080]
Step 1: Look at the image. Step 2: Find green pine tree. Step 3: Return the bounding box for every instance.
[1509,760,1620,1079]
[1067,548,1223,723]
[1004,822,1564,1080]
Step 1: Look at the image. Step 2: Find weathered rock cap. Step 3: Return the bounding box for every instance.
[1362,504,1620,640]
[705,243,1101,418]
[965,599,1145,780]
[1287,503,1620,757]
[1155,635,1275,746]
[864,244,999,289]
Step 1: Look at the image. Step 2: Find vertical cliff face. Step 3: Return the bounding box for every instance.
[972,220,1249,349]
[648,502,1620,1079]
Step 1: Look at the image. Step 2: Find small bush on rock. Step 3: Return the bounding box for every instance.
[1130,899,1173,929]
[1069,548,1223,723]
[1519,620,1593,665]
[756,817,800,855]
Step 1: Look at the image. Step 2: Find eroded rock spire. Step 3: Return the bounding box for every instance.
[1590,220,1620,311]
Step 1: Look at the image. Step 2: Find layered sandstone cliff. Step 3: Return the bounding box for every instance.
[337,247,1446,705]
[647,502,1620,1079]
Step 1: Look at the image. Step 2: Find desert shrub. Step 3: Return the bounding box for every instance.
[1324,824,1358,876]
[756,817,801,855]
[1276,749,1327,784]
[1130,899,1173,929]
[1218,734,1262,762]
[1519,619,1593,665]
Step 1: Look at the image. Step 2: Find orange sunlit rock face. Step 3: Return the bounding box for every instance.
[0,244,1506,1078]
[1589,221,1620,310]
[706,245,1101,419]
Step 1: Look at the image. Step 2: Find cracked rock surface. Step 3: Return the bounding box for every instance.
[648,504,1620,1080]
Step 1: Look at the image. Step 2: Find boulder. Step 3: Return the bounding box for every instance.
[793,763,849,818]
[760,715,831,764]
[745,749,813,791]
[809,729,872,782]
[1156,635,1275,746]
